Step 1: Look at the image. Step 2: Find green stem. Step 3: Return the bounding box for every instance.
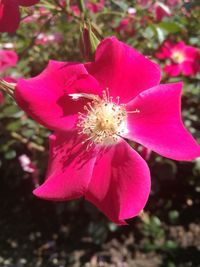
[77,0,85,13]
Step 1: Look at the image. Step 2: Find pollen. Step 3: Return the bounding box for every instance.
[171,51,185,64]
[76,89,128,147]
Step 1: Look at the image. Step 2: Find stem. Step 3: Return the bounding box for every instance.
[96,11,125,19]
[11,132,45,152]
[77,0,85,13]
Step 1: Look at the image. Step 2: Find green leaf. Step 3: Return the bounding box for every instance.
[158,21,183,34]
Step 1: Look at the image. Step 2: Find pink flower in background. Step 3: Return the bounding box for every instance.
[70,0,104,18]
[116,18,135,37]
[0,0,39,32]
[137,0,171,22]
[15,37,200,224]
[19,154,36,173]
[166,0,181,6]
[115,8,136,37]
[0,50,18,73]
[156,41,200,76]
[19,154,39,187]
[36,33,63,45]
[23,6,51,24]
[154,2,171,22]
[70,4,81,17]
[86,0,105,13]
[137,0,151,7]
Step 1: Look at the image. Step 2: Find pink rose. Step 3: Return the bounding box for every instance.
[15,37,200,224]
[156,41,200,76]
[0,0,39,32]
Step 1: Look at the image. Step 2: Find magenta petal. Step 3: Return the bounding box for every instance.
[34,132,98,200]
[125,83,200,161]
[181,62,196,76]
[0,0,20,33]
[85,140,151,225]
[18,0,39,6]
[184,46,199,59]
[164,64,181,77]
[15,60,100,131]
[0,50,18,72]
[85,37,161,103]
[68,73,101,96]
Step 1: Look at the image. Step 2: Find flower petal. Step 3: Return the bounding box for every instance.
[33,131,98,200]
[156,41,173,59]
[0,49,18,72]
[125,83,200,161]
[85,140,151,225]
[18,0,39,6]
[85,37,161,103]
[181,61,197,76]
[0,0,20,33]
[15,60,101,131]
[164,64,181,76]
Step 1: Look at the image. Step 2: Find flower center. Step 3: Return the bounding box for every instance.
[171,51,185,64]
[76,90,128,147]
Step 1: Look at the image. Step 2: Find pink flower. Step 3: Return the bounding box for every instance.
[19,154,36,173]
[166,0,181,7]
[36,33,63,45]
[0,0,39,32]
[19,154,39,186]
[86,0,105,13]
[137,0,151,7]
[15,37,200,224]
[115,9,136,37]
[154,2,171,22]
[70,4,81,17]
[137,0,171,22]
[0,50,18,73]
[115,17,135,37]
[23,7,51,24]
[156,41,200,76]
[70,0,104,17]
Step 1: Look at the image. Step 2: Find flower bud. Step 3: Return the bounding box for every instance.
[80,21,102,61]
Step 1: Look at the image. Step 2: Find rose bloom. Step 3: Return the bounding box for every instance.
[156,41,200,77]
[0,0,39,32]
[15,37,200,224]
[0,50,18,73]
